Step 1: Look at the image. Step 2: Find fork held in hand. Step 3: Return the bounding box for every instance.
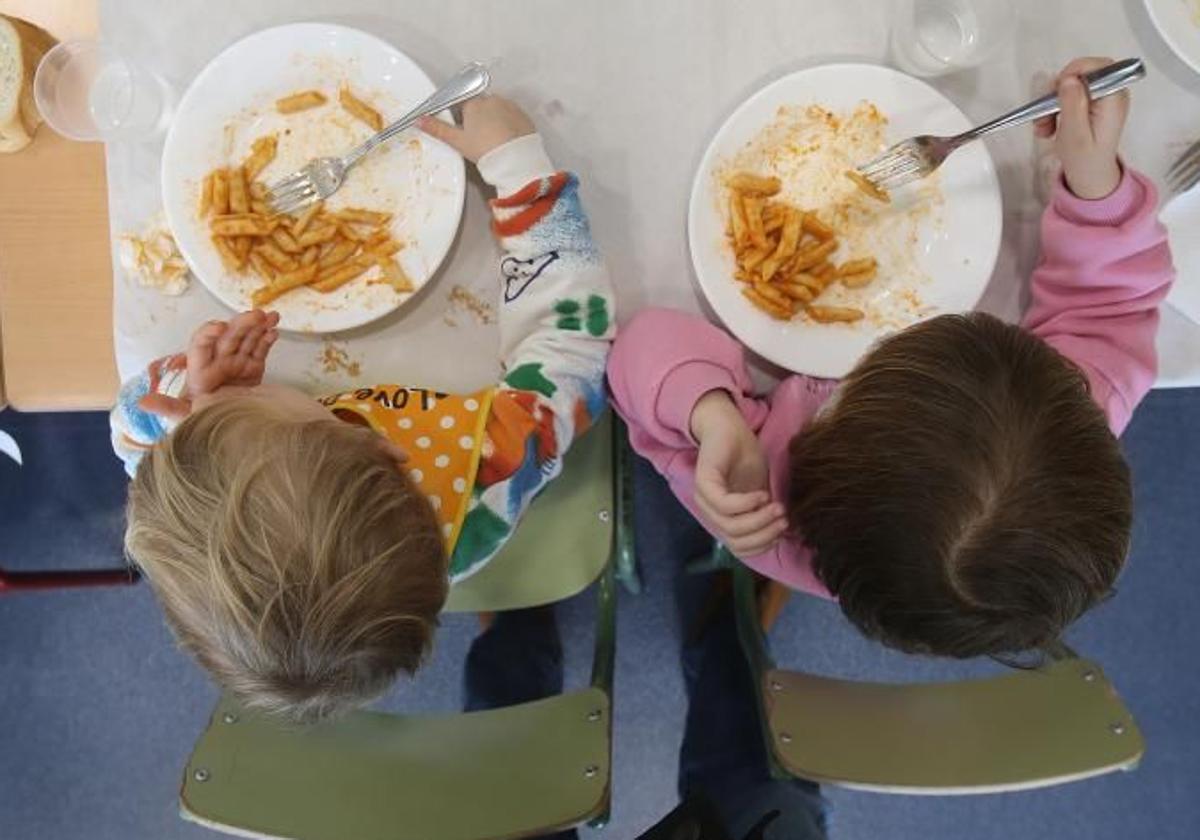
[856,58,1147,193]
[268,62,492,214]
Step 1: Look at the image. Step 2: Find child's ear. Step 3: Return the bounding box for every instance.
[378,439,409,468]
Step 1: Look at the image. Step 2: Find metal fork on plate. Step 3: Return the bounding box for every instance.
[1167,138,1200,195]
[855,58,1147,193]
[268,62,491,214]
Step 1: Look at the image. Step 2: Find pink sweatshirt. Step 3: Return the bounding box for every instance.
[608,169,1173,597]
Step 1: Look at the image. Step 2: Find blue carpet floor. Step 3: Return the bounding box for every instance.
[1,388,1197,839]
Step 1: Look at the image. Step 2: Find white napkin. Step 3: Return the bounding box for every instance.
[1156,186,1200,388]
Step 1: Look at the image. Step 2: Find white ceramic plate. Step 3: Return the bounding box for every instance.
[1156,186,1200,387]
[1145,0,1200,75]
[162,23,465,333]
[688,63,1002,378]
[1162,185,1200,323]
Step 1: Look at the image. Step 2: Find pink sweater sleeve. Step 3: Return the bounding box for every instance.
[607,308,770,462]
[608,308,833,598]
[1023,169,1174,435]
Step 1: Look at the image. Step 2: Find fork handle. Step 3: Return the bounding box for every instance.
[958,58,1146,144]
[343,62,492,167]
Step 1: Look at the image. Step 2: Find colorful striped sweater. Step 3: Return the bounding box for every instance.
[111,133,615,582]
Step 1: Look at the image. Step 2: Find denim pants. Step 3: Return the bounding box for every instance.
[461,459,826,840]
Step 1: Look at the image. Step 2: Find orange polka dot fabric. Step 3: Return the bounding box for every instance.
[319,386,494,552]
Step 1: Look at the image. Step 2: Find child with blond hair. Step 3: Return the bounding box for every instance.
[113,96,614,722]
[609,58,1174,659]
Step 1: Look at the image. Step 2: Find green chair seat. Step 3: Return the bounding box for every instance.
[182,690,611,840]
[731,562,1144,795]
[180,414,624,840]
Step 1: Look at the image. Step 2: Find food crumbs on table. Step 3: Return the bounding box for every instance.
[119,221,191,296]
[318,340,361,377]
[447,285,496,325]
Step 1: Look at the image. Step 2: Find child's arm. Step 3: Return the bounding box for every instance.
[110,312,279,476]
[608,307,787,556]
[608,307,768,460]
[1025,58,1173,435]
[419,99,616,580]
[1024,170,1172,435]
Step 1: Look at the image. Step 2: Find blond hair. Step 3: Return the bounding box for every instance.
[126,396,447,722]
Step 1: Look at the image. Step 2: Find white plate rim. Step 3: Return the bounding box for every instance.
[1144,0,1200,74]
[161,21,466,334]
[687,61,1002,378]
[1161,184,1200,321]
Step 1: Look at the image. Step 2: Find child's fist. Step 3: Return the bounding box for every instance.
[1034,57,1129,200]
[690,390,788,558]
[417,95,535,163]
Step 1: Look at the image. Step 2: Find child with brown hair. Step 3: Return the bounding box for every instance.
[608,58,1174,659]
[112,96,614,722]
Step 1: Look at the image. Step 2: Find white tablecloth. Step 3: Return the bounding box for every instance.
[103,0,1200,392]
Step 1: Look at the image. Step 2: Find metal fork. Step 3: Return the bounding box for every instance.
[268,62,491,214]
[856,58,1146,193]
[1167,138,1200,194]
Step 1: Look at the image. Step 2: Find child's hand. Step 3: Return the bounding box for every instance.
[690,390,788,557]
[138,310,279,421]
[417,95,535,163]
[186,310,280,399]
[1034,57,1129,200]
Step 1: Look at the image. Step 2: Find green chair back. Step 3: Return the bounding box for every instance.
[180,414,622,840]
[183,690,611,840]
[732,564,1144,794]
[764,661,1143,793]
[445,411,614,613]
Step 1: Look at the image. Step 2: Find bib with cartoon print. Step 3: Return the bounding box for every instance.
[318,385,494,553]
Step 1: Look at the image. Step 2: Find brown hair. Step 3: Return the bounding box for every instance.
[125,396,447,722]
[788,313,1131,659]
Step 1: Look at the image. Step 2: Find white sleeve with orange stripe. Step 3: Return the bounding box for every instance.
[483,133,615,452]
[445,136,617,581]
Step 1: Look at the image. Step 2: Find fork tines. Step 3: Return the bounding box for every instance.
[267,169,318,214]
[1167,138,1200,195]
[856,140,926,192]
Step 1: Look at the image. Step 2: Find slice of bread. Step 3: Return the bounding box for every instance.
[0,15,56,153]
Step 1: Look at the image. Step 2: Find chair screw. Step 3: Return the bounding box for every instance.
[222,713,238,724]
[598,509,611,523]
[1082,671,1096,682]
[193,768,210,782]
[584,765,600,778]
[1110,722,1126,735]
[770,681,783,692]
[779,733,793,744]
[587,709,603,722]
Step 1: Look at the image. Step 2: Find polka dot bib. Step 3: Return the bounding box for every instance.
[318,386,495,553]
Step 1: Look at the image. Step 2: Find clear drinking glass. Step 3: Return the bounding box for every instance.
[890,0,1017,77]
[33,40,172,142]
